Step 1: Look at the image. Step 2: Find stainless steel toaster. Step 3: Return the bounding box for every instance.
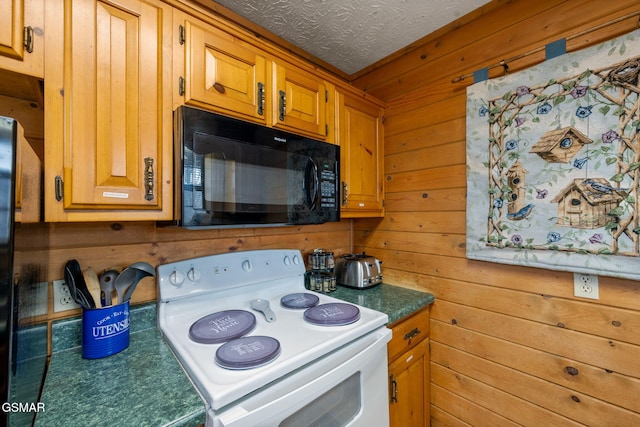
[335,252,383,289]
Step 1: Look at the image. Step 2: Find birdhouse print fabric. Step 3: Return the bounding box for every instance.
[466,29,640,280]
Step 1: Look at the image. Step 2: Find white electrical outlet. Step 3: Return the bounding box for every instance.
[573,273,599,300]
[53,279,81,312]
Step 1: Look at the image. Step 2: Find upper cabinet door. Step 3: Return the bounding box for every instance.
[0,0,25,60]
[45,0,173,221]
[0,0,44,78]
[337,89,385,217]
[181,17,267,124]
[272,62,328,140]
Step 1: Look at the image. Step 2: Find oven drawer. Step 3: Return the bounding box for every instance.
[387,307,430,362]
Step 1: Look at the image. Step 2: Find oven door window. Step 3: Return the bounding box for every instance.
[183,133,317,226]
[280,373,361,427]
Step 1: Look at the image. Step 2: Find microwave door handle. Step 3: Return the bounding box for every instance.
[304,158,319,209]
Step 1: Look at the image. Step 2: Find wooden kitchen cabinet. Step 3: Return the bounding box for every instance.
[336,88,385,217]
[272,61,329,140]
[44,0,173,221]
[388,307,430,427]
[0,0,44,78]
[175,11,268,124]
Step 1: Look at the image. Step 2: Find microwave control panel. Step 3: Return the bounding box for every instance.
[320,168,337,209]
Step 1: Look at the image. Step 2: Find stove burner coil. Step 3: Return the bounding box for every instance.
[215,336,281,369]
[189,310,256,344]
[303,303,360,326]
[280,293,320,309]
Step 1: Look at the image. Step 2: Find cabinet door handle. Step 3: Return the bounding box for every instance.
[279,90,286,121]
[23,26,34,53]
[389,374,398,403]
[404,327,421,342]
[144,157,154,201]
[213,82,225,94]
[257,82,265,115]
[55,176,64,201]
[178,76,185,96]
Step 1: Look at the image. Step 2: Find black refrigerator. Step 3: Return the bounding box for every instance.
[0,116,17,427]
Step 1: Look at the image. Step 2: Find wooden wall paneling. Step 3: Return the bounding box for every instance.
[431,321,640,413]
[15,220,352,323]
[429,278,640,345]
[17,226,351,281]
[385,117,465,156]
[431,327,640,424]
[430,384,507,427]
[354,229,466,258]
[384,95,465,137]
[432,300,639,378]
[378,249,640,311]
[379,188,467,213]
[14,220,350,250]
[353,1,640,422]
[354,211,466,234]
[385,141,465,175]
[385,164,466,194]
[432,362,581,426]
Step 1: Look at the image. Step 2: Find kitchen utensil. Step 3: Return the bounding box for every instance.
[114,271,131,305]
[83,269,102,308]
[99,269,119,307]
[64,260,96,309]
[115,262,156,304]
[250,299,276,322]
[128,261,155,277]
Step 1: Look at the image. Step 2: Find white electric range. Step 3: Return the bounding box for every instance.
[157,249,391,427]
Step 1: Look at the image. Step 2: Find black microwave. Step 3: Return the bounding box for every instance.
[174,106,340,228]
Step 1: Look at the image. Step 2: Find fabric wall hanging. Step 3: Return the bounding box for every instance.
[466,29,640,280]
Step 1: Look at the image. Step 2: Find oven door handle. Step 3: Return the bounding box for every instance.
[303,158,319,210]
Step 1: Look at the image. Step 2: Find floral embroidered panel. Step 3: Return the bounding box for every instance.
[466,29,640,280]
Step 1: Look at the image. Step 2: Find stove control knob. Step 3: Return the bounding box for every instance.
[283,256,291,266]
[292,254,301,265]
[187,268,201,282]
[169,270,185,286]
[241,259,252,272]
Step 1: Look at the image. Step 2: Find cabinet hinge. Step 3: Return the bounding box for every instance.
[325,124,329,136]
[23,26,34,53]
[178,25,185,45]
[178,76,185,96]
[325,89,328,102]
[381,115,385,124]
[54,176,64,201]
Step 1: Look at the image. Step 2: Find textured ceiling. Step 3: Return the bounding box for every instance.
[211,0,491,75]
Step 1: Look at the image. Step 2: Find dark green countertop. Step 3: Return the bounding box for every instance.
[34,284,433,427]
[35,303,205,427]
[332,283,434,324]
